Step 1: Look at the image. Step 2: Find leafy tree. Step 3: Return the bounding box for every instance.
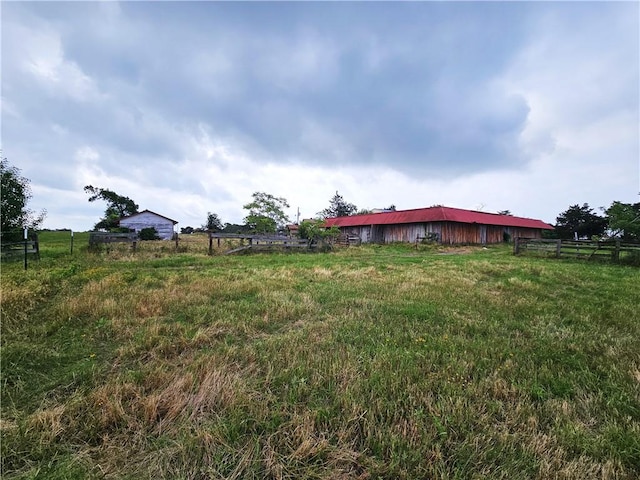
[221,222,253,234]
[1,157,46,231]
[605,201,640,241]
[555,203,607,239]
[298,219,340,245]
[84,185,138,231]
[203,212,224,232]
[320,191,357,218]
[243,192,290,234]
[181,226,195,234]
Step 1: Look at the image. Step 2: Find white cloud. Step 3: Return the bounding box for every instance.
[19,27,101,102]
[3,2,638,232]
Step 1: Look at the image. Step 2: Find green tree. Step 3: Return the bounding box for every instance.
[1,157,46,231]
[221,222,253,234]
[203,212,224,232]
[243,192,290,234]
[298,219,340,245]
[320,191,357,218]
[605,201,640,241]
[84,185,139,231]
[555,203,607,239]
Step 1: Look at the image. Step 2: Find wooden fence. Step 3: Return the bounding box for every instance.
[1,238,40,261]
[208,233,317,255]
[89,232,139,251]
[336,234,362,247]
[514,238,640,262]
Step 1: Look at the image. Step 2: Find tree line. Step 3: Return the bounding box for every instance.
[2,156,638,242]
[552,202,640,242]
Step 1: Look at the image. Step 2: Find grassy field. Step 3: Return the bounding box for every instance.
[2,231,639,479]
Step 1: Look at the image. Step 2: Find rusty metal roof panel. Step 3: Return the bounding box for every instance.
[324,206,553,230]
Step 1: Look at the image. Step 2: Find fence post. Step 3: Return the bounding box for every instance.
[209,234,213,255]
[514,237,519,255]
[613,240,620,262]
[71,230,74,254]
[556,239,562,258]
[24,227,28,270]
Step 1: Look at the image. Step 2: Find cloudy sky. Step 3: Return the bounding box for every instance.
[2,1,638,231]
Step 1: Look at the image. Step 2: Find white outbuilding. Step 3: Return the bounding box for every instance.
[119,210,178,240]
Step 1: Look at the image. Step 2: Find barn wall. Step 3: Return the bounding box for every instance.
[342,226,371,242]
[434,222,474,244]
[120,212,175,240]
[508,227,543,240]
[444,225,541,244]
[338,222,544,245]
[380,223,427,243]
[377,222,489,244]
[435,224,545,244]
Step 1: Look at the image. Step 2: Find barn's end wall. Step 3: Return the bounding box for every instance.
[120,212,176,240]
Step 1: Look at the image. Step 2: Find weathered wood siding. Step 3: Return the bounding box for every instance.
[342,226,372,243]
[434,223,543,245]
[337,222,544,245]
[119,212,175,240]
[380,223,431,243]
[502,227,542,241]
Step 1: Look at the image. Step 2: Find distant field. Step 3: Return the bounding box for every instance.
[2,232,639,479]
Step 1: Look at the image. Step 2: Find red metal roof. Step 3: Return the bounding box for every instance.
[324,206,553,230]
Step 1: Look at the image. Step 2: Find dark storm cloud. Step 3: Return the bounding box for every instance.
[2,1,537,178]
[2,1,637,232]
[3,1,636,185]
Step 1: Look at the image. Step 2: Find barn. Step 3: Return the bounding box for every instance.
[324,206,553,245]
[119,210,178,240]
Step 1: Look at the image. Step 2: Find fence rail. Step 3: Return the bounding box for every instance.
[208,233,306,254]
[514,238,640,262]
[0,240,40,260]
[336,234,362,247]
[1,230,40,265]
[89,232,139,250]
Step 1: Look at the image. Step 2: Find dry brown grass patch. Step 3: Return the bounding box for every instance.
[26,405,67,443]
[262,413,367,479]
[1,279,50,326]
[86,361,253,439]
[90,382,140,432]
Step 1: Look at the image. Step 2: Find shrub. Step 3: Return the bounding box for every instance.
[298,219,339,245]
[139,227,160,241]
[621,250,640,266]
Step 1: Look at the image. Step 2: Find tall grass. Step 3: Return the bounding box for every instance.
[1,233,639,478]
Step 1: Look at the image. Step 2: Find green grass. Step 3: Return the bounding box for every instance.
[2,232,639,479]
